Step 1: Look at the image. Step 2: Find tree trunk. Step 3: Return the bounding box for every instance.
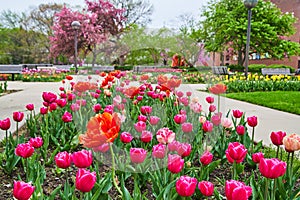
[92,44,97,67]
[213,52,215,66]
[237,50,244,66]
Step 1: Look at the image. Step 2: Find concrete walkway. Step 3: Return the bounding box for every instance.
[0,78,299,147]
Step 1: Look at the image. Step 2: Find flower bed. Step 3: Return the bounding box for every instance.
[0,72,300,200]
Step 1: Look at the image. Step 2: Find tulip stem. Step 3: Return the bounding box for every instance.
[251,127,255,154]
[272,179,276,200]
[232,161,237,180]
[16,121,19,144]
[109,143,123,196]
[217,94,220,113]
[264,178,269,200]
[5,130,8,158]
[275,146,279,158]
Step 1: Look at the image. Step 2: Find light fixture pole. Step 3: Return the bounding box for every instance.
[244,0,258,78]
[71,21,81,74]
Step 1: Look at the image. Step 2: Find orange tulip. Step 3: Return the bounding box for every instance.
[73,82,97,92]
[79,112,121,148]
[166,78,181,89]
[140,74,149,81]
[124,86,139,99]
[157,75,168,85]
[66,75,73,80]
[283,134,300,152]
[208,83,227,95]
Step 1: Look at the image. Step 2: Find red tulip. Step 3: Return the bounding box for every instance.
[0,117,11,130]
[205,96,214,104]
[29,137,43,148]
[232,110,243,118]
[13,111,24,122]
[67,93,76,101]
[56,98,67,108]
[173,114,186,124]
[49,102,57,111]
[15,143,34,158]
[141,130,153,143]
[236,125,245,135]
[198,181,214,197]
[92,143,110,153]
[152,144,166,159]
[25,104,34,111]
[247,116,258,127]
[62,111,72,123]
[177,143,192,157]
[156,127,175,144]
[202,121,213,132]
[75,168,96,193]
[40,107,48,115]
[149,116,160,125]
[282,133,300,152]
[55,151,72,169]
[225,180,252,200]
[93,104,102,113]
[134,121,146,132]
[252,152,264,164]
[270,131,286,146]
[200,151,213,166]
[13,181,35,200]
[208,83,227,95]
[72,150,93,168]
[181,122,193,133]
[167,154,184,174]
[130,148,147,163]
[225,142,247,164]
[120,132,133,143]
[140,106,152,115]
[42,92,57,104]
[209,104,216,112]
[176,175,197,197]
[259,158,286,179]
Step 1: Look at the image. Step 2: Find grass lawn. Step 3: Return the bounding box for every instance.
[225,91,300,115]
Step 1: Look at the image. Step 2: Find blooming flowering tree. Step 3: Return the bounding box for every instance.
[49,0,126,64]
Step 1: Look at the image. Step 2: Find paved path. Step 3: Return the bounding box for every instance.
[0,78,299,147]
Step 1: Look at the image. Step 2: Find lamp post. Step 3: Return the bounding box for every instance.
[244,0,258,78]
[71,20,81,74]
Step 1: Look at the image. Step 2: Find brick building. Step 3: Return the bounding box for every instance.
[218,0,300,69]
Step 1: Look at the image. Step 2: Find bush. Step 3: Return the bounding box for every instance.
[248,64,267,73]
[227,64,244,72]
[115,65,133,71]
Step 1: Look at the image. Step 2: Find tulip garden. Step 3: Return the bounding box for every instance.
[0,71,300,200]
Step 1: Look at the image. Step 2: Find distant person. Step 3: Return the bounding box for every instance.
[180,56,186,67]
[171,53,179,68]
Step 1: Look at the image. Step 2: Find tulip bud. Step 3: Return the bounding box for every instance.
[62,111,72,123]
[152,144,166,159]
[25,104,34,111]
[29,137,43,149]
[181,122,193,133]
[15,143,35,158]
[13,111,24,122]
[232,109,243,118]
[140,130,153,143]
[247,116,258,127]
[0,117,11,130]
[252,152,264,164]
[236,125,245,135]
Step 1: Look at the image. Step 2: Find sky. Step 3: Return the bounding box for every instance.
[0,0,209,28]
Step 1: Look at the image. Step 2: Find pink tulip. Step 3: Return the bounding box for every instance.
[177,143,192,157]
[167,154,184,174]
[130,148,147,163]
[270,131,286,146]
[29,137,43,148]
[259,158,286,179]
[152,144,166,159]
[190,102,202,113]
[176,175,197,197]
[49,102,57,111]
[252,152,264,164]
[13,181,35,200]
[236,125,245,135]
[0,117,11,130]
[209,104,216,112]
[225,180,252,200]
[225,142,247,164]
[60,92,67,98]
[176,91,184,97]
[140,106,152,115]
[92,143,110,153]
[42,91,57,104]
[200,151,213,166]
[70,103,80,112]
[149,116,160,125]
[15,143,34,158]
[62,111,72,123]
[232,110,243,118]
[140,130,153,143]
[134,121,146,132]
[156,127,175,144]
[13,111,24,122]
[222,118,232,128]
[181,122,193,133]
[198,181,214,197]
[211,112,222,126]
[120,132,133,143]
[247,116,258,127]
[283,133,300,152]
[93,104,102,113]
[72,150,93,168]
[25,104,34,111]
[67,93,76,101]
[138,115,147,122]
[55,151,72,169]
[40,107,48,115]
[56,98,67,108]
[167,140,180,152]
[173,114,186,124]
[202,121,213,132]
[75,168,96,192]
[205,96,214,104]
[186,91,192,96]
